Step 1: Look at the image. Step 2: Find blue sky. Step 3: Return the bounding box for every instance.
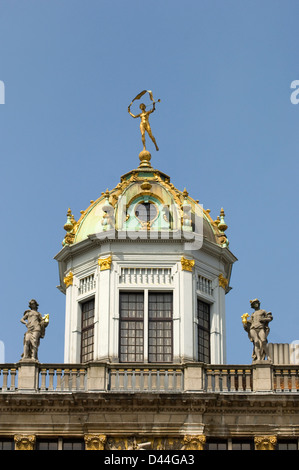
[0,0,298,365]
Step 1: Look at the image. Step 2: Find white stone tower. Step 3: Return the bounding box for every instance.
[55,149,236,365]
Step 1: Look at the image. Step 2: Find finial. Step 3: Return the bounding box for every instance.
[64,208,73,232]
[218,208,228,232]
[182,188,189,199]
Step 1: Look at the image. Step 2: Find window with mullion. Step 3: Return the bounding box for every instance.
[197,299,210,363]
[148,292,173,363]
[81,298,95,363]
[119,292,144,362]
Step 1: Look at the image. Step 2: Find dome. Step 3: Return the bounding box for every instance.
[62,151,229,249]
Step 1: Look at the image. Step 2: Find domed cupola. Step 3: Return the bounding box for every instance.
[55,95,236,365]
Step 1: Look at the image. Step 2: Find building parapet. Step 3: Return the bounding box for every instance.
[0,362,299,394]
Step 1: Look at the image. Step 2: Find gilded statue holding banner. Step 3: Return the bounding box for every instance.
[242,298,273,362]
[128,90,160,152]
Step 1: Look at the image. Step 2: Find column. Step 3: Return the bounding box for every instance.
[96,255,112,361]
[210,274,228,364]
[180,257,195,362]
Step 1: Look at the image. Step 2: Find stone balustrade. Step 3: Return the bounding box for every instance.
[0,362,299,394]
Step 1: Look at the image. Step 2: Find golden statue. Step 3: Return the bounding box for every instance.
[128,90,160,151]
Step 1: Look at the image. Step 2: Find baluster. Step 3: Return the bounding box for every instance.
[127,369,133,390]
[237,370,244,391]
[40,369,47,391]
[283,369,290,392]
[48,369,55,391]
[2,369,8,391]
[159,370,166,391]
[245,369,252,392]
[143,369,149,391]
[274,370,280,391]
[71,369,78,391]
[214,369,220,392]
[10,368,17,391]
[207,369,213,391]
[151,369,157,391]
[176,369,183,391]
[230,370,236,392]
[291,370,297,392]
[222,369,228,392]
[56,369,62,391]
[110,369,117,390]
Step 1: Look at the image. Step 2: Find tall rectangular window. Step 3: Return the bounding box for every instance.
[197,299,210,363]
[119,292,144,362]
[81,298,95,363]
[148,292,173,362]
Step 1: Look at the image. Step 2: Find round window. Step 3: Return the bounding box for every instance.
[135,202,157,222]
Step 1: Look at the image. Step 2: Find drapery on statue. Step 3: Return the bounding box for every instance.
[20,299,49,361]
[241,299,273,362]
[128,90,160,152]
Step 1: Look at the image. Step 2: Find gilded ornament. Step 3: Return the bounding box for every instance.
[14,435,36,451]
[84,434,107,451]
[98,255,112,271]
[254,436,277,450]
[63,271,73,288]
[218,208,228,232]
[181,256,195,272]
[241,313,250,324]
[182,435,206,451]
[218,274,228,289]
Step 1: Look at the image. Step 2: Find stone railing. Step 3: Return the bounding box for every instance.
[108,365,184,392]
[0,362,299,394]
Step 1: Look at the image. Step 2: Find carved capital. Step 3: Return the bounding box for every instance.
[98,255,112,271]
[63,271,73,288]
[183,435,206,450]
[218,273,228,289]
[254,436,277,450]
[84,434,107,450]
[14,434,36,451]
[181,256,195,272]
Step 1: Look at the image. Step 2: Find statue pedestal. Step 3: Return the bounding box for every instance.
[18,360,39,391]
[139,150,152,168]
[252,362,273,393]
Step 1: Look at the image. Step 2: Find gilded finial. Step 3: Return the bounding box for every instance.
[182,188,189,199]
[64,208,73,232]
[218,208,228,232]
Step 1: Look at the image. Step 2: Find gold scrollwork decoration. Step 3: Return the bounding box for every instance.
[63,271,73,288]
[181,256,195,272]
[14,435,36,451]
[218,273,228,289]
[84,434,107,451]
[98,255,112,271]
[183,435,206,450]
[254,436,277,451]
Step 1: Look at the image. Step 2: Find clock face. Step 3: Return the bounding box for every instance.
[135,202,157,223]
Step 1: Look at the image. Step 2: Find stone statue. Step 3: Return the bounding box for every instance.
[242,299,272,362]
[20,299,49,361]
[128,90,159,151]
